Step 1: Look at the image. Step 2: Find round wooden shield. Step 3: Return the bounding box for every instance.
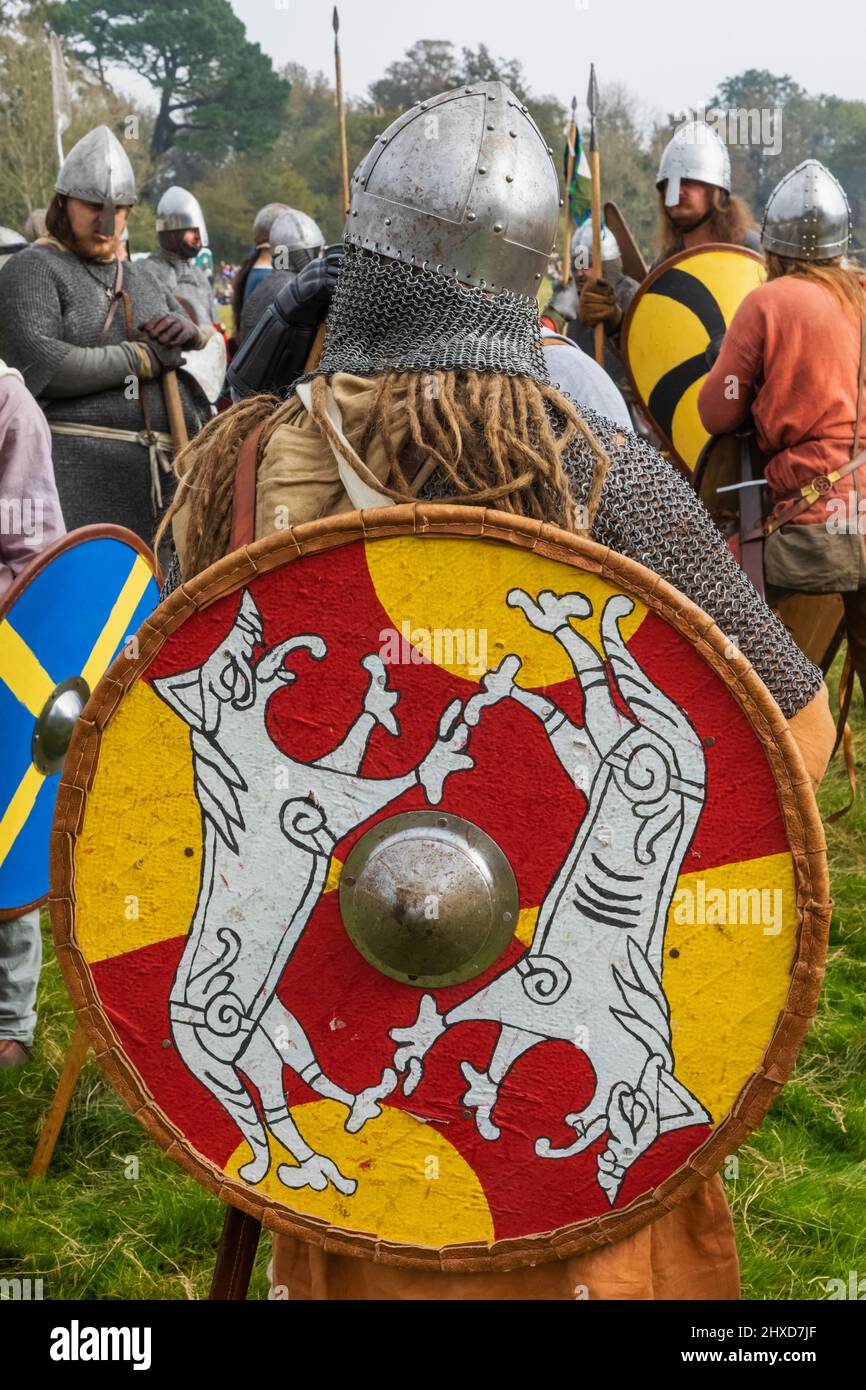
[0,526,159,919]
[621,244,765,473]
[50,507,829,1272]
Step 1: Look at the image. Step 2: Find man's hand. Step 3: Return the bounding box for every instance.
[138,313,200,350]
[274,244,345,328]
[578,279,622,331]
[140,340,184,374]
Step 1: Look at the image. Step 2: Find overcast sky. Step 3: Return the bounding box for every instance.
[227,0,862,124]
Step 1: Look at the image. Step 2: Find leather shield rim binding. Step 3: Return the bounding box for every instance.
[620,243,765,477]
[0,524,159,922]
[49,505,830,1273]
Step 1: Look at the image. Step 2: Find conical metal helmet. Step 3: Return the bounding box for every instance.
[571,221,620,267]
[345,81,560,298]
[270,207,324,254]
[656,121,731,207]
[55,125,136,236]
[761,159,851,261]
[156,185,209,247]
[252,202,289,245]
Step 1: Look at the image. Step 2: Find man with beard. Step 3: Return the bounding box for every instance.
[653,120,761,266]
[155,81,833,1301]
[145,185,216,327]
[0,127,211,543]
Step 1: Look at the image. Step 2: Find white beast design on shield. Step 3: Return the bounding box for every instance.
[154,584,710,1203]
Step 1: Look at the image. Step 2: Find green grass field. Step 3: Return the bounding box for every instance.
[1,661,863,1301]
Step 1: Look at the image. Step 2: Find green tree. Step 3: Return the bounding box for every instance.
[709,70,806,213]
[0,20,155,230]
[707,70,866,251]
[595,83,660,261]
[368,39,460,112]
[190,155,318,264]
[49,0,289,159]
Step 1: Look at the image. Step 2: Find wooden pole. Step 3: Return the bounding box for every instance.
[209,1206,263,1301]
[333,8,351,213]
[562,98,578,286]
[587,64,604,367]
[27,1024,90,1178]
[162,370,189,455]
[304,323,328,374]
[589,151,604,367]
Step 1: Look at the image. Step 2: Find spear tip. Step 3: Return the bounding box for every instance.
[587,62,599,113]
[333,6,340,33]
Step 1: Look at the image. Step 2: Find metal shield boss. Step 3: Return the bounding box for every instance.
[621,244,765,472]
[52,512,828,1268]
[0,527,159,918]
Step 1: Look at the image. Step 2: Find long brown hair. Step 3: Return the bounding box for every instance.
[765,252,866,321]
[154,370,611,578]
[232,247,268,338]
[655,189,756,262]
[44,193,74,246]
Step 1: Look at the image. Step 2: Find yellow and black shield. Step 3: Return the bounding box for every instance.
[621,244,765,472]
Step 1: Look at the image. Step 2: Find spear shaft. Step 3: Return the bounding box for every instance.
[587,64,604,367]
[333,8,350,213]
[562,96,577,287]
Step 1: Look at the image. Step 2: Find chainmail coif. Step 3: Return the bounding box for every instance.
[312,245,549,383]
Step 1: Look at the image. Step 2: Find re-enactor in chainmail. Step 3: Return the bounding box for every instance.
[144,185,216,327]
[165,236,821,721]
[316,249,821,717]
[238,208,326,345]
[0,128,210,543]
[157,86,835,1303]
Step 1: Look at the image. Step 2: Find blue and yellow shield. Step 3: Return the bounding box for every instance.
[0,526,159,918]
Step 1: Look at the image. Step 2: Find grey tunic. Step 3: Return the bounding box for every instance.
[144,248,215,326]
[0,243,209,543]
[239,269,296,345]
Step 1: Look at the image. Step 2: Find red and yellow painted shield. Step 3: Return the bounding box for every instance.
[51,508,828,1271]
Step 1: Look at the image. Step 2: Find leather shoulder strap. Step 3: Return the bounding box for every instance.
[97,258,125,344]
[230,420,268,551]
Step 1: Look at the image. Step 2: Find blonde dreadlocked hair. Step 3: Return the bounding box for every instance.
[155,369,611,578]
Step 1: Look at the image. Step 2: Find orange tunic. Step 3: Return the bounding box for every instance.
[271,1174,738,1301]
[697,275,866,528]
